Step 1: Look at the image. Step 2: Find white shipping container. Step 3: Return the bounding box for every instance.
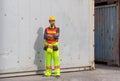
[0,0,94,77]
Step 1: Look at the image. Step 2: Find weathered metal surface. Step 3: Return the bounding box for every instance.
[95,0,118,4]
[95,4,120,66]
[0,0,94,75]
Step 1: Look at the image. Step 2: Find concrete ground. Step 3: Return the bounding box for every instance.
[0,64,120,81]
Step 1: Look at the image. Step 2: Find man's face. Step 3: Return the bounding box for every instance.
[49,20,55,26]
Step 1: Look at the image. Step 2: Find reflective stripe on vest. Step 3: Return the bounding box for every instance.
[46,27,58,35]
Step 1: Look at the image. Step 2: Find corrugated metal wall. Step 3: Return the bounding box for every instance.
[95,4,120,66]
[0,0,94,75]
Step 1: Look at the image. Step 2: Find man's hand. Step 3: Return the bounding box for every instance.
[48,35,53,37]
[55,33,58,36]
[48,35,54,39]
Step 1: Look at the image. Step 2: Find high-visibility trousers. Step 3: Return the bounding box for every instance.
[44,42,60,76]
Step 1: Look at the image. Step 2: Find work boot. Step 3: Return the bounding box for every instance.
[54,69,60,77]
[55,72,60,77]
[44,70,52,77]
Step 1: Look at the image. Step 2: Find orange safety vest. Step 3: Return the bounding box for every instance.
[45,27,58,43]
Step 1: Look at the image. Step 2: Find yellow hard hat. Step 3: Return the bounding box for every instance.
[49,16,55,21]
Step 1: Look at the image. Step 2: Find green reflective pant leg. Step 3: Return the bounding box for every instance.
[52,42,60,76]
[45,50,52,76]
[53,50,60,76]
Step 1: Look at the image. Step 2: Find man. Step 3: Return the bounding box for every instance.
[44,16,60,77]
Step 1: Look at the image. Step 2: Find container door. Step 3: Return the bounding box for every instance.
[95,4,120,66]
